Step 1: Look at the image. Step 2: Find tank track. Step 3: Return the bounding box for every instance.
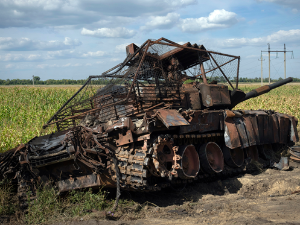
[110,143,168,192]
[109,132,264,192]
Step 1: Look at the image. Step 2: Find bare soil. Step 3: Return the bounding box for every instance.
[49,160,300,225]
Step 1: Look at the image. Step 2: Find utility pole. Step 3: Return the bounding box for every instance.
[284,44,286,79]
[258,53,265,86]
[32,75,34,86]
[261,44,293,84]
[268,43,271,84]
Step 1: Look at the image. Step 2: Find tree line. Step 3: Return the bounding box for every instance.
[0,76,111,85]
[238,77,300,83]
[0,76,299,85]
[212,76,300,83]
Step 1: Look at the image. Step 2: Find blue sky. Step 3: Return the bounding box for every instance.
[0,0,299,81]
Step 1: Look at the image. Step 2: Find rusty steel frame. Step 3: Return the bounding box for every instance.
[44,38,241,130]
[196,57,237,79]
[208,52,235,89]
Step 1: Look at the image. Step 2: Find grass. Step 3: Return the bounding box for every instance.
[0,180,17,215]
[25,187,108,224]
[0,86,77,152]
[0,84,299,224]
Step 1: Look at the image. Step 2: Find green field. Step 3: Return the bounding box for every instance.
[1,85,300,152]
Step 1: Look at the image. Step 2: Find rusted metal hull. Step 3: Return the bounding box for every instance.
[1,108,298,195]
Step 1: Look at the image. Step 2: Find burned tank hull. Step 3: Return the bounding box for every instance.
[0,38,298,205]
[1,108,297,193]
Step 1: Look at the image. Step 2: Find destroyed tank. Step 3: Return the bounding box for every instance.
[0,38,298,205]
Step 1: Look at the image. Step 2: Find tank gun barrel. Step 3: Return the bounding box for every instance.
[230,77,293,109]
[243,77,293,101]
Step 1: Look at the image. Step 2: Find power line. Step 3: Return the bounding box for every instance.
[261,43,294,84]
[258,53,265,86]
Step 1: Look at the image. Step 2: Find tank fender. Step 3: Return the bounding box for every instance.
[224,110,297,149]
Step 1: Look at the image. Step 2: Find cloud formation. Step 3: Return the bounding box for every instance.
[36,63,84,69]
[211,29,300,48]
[141,13,180,31]
[82,51,105,57]
[179,9,239,32]
[80,0,196,17]
[0,37,81,51]
[257,0,300,10]
[0,53,42,61]
[81,27,136,38]
[140,9,239,32]
[0,0,196,28]
[115,43,131,53]
[0,50,107,62]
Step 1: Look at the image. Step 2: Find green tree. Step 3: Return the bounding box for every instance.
[33,76,41,82]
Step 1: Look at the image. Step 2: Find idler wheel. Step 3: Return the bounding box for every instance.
[198,142,224,174]
[245,146,259,161]
[222,146,244,168]
[177,145,200,179]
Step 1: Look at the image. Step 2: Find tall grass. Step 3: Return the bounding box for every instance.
[1,85,299,152]
[0,86,77,152]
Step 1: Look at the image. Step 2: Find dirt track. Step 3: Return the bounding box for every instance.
[54,160,300,225]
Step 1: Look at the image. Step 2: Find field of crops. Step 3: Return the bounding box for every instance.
[1,85,300,153]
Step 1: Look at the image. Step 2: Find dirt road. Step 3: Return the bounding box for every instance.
[55,161,300,225]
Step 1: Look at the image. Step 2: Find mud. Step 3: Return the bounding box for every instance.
[48,161,300,225]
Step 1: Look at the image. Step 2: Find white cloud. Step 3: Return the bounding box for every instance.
[115,43,131,53]
[212,29,300,48]
[169,0,196,7]
[141,13,180,31]
[1,0,67,11]
[115,43,141,53]
[0,37,81,51]
[292,8,298,13]
[46,50,106,59]
[110,58,121,62]
[0,0,196,28]
[80,0,196,17]
[257,0,300,9]
[0,53,42,61]
[81,27,136,38]
[36,63,84,69]
[81,51,105,57]
[0,50,106,62]
[45,50,76,59]
[178,9,239,32]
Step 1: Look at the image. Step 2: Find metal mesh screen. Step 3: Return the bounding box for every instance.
[44,38,240,131]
